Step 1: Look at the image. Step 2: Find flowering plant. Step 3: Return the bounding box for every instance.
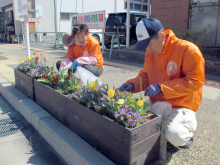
[38,66,83,94]
[16,52,49,77]
[114,107,146,128]
[71,79,152,128]
[73,80,108,109]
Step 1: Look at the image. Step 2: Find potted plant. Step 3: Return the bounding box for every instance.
[35,73,162,164]
[14,52,49,100]
[34,67,83,123]
[65,82,162,165]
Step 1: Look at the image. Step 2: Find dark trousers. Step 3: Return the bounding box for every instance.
[56,60,103,77]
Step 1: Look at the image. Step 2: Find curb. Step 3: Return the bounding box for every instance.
[0,75,115,165]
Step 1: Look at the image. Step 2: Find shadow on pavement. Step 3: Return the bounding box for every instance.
[0,94,67,165]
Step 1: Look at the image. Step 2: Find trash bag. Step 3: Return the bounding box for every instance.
[75,66,102,85]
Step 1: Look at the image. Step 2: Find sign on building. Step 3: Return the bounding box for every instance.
[124,0,150,13]
[17,0,28,18]
[36,5,43,18]
[76,10,105,29]
[20,18,41,22]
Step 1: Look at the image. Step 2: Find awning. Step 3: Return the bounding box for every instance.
[5,7,13,12]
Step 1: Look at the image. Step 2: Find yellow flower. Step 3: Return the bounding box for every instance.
[20,60,24,64]
[138,100,144,107]
[91,81,98,90]
[31,55,35,58]
[39,52,43,56]
[107,89,115,99]
[26,57,31,61]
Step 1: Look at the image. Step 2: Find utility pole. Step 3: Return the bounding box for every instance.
[114,0,117,13]
[82,0,84,13]
[126,0,130,48]
[54,0,58,35]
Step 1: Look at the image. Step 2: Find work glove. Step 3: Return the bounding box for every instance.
[144,84,161,97]
[58,69,62,74]
[70,60,79,70]
[119,83,134,92]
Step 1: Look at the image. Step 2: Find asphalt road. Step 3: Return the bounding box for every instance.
[0,42,220,164]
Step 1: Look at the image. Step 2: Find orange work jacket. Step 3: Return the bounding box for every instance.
[64,34,104,68]
[127,29,205,112]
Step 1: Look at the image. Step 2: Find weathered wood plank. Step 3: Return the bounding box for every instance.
[34,80,67,124]
[14,69,35,100]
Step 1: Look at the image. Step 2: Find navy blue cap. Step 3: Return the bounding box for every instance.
[134,18,163,50]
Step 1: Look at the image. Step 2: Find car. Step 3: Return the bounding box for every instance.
[104,12,148,49]
[89,29,103,44]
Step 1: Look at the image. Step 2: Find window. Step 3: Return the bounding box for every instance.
[60,13,69,20]
[106,14,126,26]
[134,4,141,10]
[135,15,144,23]
[143,5,148,12]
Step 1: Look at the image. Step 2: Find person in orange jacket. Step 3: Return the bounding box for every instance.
[57,24,104,77]
[119,18,205,149]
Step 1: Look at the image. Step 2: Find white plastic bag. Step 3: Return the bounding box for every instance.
[75,66,102,85]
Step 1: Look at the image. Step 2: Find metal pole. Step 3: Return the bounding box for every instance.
[102,29,104,53]
[54,0,58,35]
[126,0,130,48]
[39,22,41,42]
[148,0,151,18]
[114,0,117,13]
[82,0,84,13]
[24,17,30,57]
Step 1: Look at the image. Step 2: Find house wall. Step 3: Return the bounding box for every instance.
[56,0,126,32]
[151,0,190,31]
[189,1,220,47]
[0,0,13,8]
[35,0,55,33]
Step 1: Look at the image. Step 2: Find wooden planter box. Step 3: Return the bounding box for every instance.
[34,80,163,165]
[34,80,67,124]
[14,69,35,101]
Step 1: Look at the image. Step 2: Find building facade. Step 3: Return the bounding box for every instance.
[0,0,126,42]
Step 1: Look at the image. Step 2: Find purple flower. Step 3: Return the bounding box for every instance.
[96,85,101,91]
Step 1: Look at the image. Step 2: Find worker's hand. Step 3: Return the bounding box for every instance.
[58,69,62,74]
[144,84,161,97]
[119,83,134,92]
[70,60,79,70]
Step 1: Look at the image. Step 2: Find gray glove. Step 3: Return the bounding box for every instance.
[119,83,134,92]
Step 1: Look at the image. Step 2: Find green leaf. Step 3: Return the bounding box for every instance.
[143,100,150,109]
[102,93,110,101]
[102,102,111,109]
[131,104,137,112]
[124,93,132,100]
[117,99,125,105]
[141,95,143,100]
[37,79,50,83]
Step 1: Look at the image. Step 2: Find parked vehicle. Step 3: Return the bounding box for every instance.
[89,29,103,44]
[104,12,148,49]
